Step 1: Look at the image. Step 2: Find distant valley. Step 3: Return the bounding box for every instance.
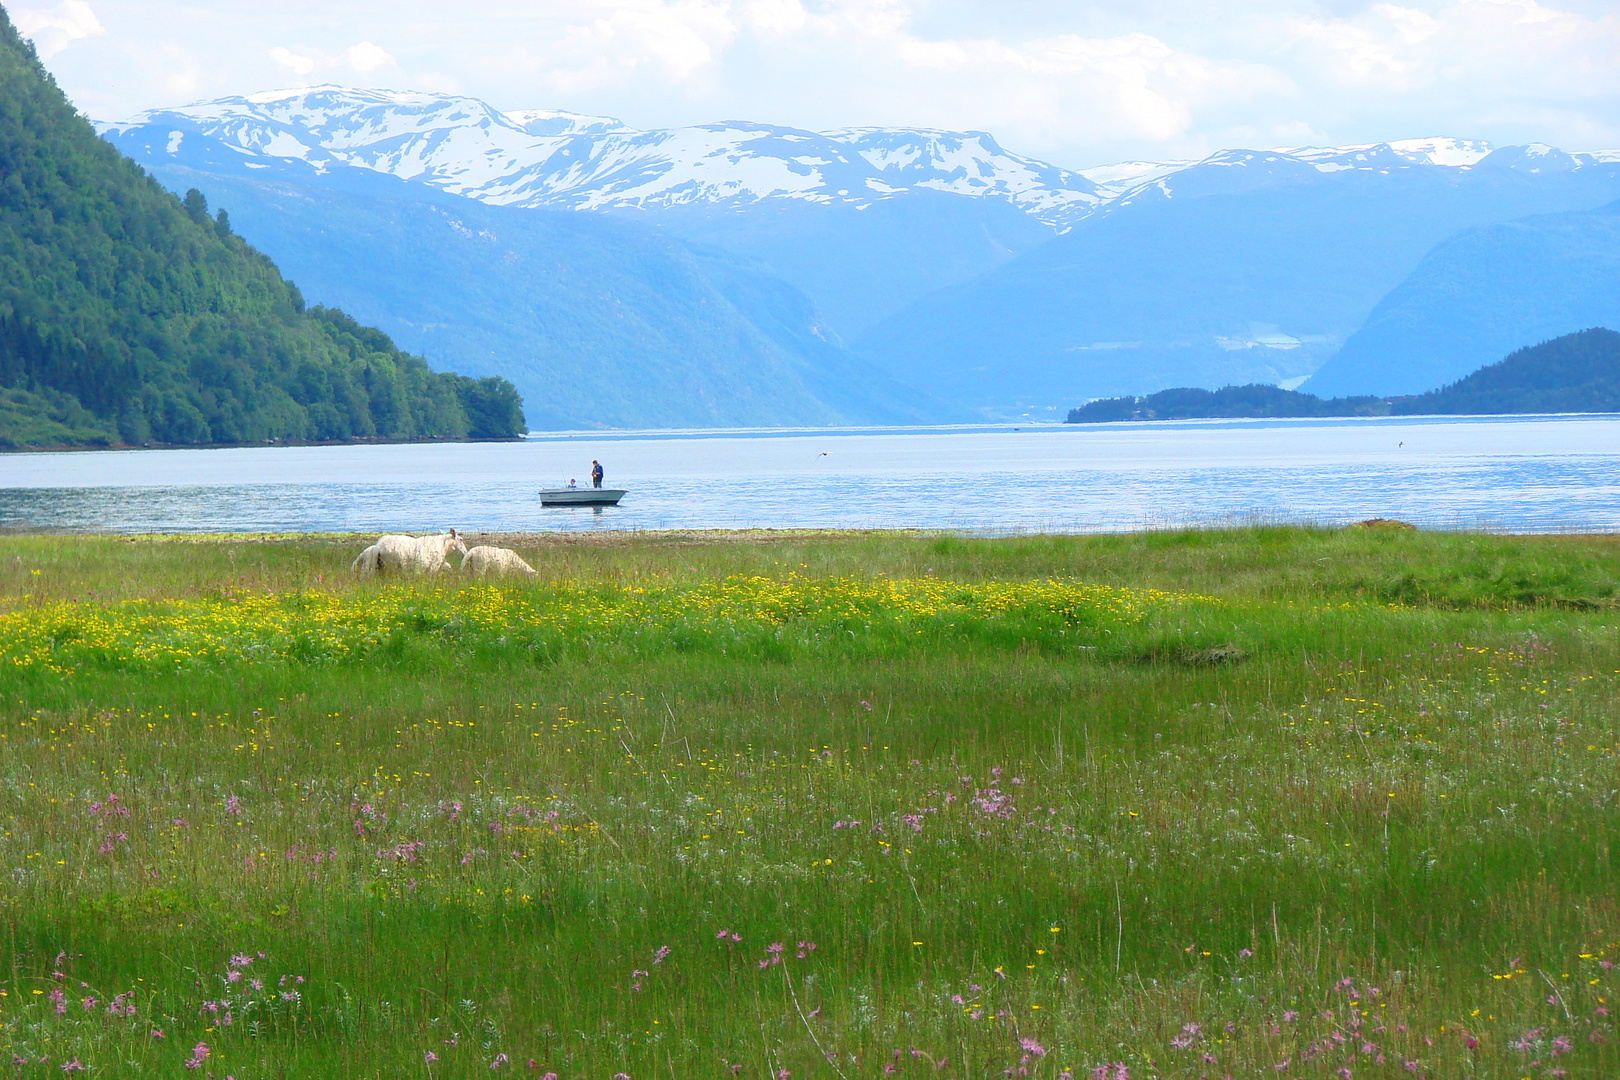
[99,86,1620,429]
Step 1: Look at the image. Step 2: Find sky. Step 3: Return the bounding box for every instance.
[13,0,1620,169]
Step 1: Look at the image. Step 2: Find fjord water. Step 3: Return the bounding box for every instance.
[1,414,1618,534]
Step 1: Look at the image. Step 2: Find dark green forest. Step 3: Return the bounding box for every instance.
[1066,382,1386,422]
[1389,326,1620,415]
[1068,327,1620,423]
[0,7,523,448]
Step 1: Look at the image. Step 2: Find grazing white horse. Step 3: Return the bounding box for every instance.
[460,545,538,577]
[351,529,467,575]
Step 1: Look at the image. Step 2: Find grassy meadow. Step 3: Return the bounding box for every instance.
[0,526,1615,1079]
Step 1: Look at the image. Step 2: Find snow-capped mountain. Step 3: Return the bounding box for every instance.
[103,86,1620,234]
[100,86,1104,226]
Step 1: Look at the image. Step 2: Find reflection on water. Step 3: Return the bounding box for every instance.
[0,416,1617,534]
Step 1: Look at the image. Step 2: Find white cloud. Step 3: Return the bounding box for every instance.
[1463,0,1563,24]
[161,46,199,96]
[341,41,395,73]
[268,46,316,77]
[267,41,397,80]
[738,0,806,36]
[760,8,1290,149]
[550,0,740,90]
[1283,0,1620,104]
[13,0,104,58]
[26,0,1620,168]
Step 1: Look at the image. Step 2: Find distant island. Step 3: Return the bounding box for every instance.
[1067,328,1620,423]
[0,10,524,450]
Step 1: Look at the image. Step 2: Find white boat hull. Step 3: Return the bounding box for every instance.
[539,488,627,506]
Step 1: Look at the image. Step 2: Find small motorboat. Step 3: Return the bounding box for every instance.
[540,487,627,507]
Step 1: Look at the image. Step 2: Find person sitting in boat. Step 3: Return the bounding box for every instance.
[567,479,577,489]
[591,460,604,489]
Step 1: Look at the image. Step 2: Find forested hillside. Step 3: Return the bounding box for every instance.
[0,7,522,448]
[1391,327,1620,415]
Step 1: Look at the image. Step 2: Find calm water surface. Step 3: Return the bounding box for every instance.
[1,415,1617,534]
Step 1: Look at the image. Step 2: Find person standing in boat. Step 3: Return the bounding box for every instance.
[591,460,604,489]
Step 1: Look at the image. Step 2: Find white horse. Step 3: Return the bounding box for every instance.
[351,529,467,575]
[460,545,538,577]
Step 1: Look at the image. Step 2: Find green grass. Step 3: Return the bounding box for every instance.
[0,527,1616,1079]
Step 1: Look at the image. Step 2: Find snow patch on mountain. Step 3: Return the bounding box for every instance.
[503,109,627,137]
[1278,137,1494,168]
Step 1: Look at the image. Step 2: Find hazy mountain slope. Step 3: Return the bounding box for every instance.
[1305,200,1620,397]
[854,147,1620,419]
[632,192,1053,338]
[680,244,947,420]
[0,9,520,447]
[1388,327,1620,414]
[138,160,939,429]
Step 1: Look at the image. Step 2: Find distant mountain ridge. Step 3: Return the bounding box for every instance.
[103,88,1618,225]
[98,86,1105,225]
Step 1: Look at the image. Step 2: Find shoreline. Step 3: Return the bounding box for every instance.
[2,524,1618,543]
